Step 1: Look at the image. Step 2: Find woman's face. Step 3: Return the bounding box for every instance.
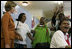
[10,7,15,14]
[60,20,70,33]
[21,15,26,23]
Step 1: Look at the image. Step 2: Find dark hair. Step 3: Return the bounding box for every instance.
[40,17,45,20]
[5,1,16,12]
[58,13,65,21]
[58,17,69,30]
[40,17,45,25]
[16,13,26,21]
[59,13,65,16]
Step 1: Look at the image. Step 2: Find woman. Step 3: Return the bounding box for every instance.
[1,1,22,48]
[14,13,33,48]
[51,6,65,31]
[50,18,71,48]
[32,17,51,48]
[1,1,17,48]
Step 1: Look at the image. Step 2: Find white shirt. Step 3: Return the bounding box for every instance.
[69,35,71,46]
[64,33,71,46]
[50,30,68,48]
[14,21,30,44]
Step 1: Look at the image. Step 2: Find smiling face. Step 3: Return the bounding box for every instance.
[40,17,45,25]
[60,20,70,33]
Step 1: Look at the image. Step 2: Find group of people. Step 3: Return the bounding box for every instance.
[1,1,71,48]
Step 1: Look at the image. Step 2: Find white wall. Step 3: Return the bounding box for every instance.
[64,1,71,19]
[1,1,7,18]
[1,2,3,18]
[64,10,71,19]
[25,9,44,20]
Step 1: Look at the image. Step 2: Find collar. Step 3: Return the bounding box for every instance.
[64,33,69,36]
[38,24,45,27]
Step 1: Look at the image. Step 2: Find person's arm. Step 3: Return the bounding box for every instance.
[51,13,56,27]
[14,21,23,41]
[26,24,34,41]
[52,8,60,25]
[31,30,35,34]
[15,31,23,41]
[2,15,10,48]
[31,30,36,36]
[27,33,34,41]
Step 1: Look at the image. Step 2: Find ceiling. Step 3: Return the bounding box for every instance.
[14,1,58,12]
[14,1,71,19]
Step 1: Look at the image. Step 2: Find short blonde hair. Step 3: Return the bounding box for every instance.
[5,1,16,12]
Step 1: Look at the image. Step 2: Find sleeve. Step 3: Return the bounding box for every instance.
[14,21,17,28]
[54,32,68,48]
[26,24,30,33]
[46,28,51,43]
[2,15,10,45]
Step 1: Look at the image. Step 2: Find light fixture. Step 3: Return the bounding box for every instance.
[22,1,29,6]
[1,1,7,5]
[57,1,63,5]
[54,1,63,5]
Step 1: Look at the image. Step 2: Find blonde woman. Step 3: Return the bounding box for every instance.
[1,1,22,48]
